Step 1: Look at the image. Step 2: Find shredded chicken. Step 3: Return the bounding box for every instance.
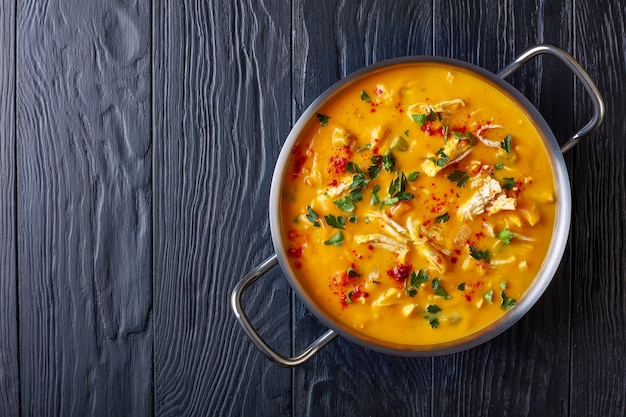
[421,137,473,177]
[457,167,516,220]
[414,241,448,275]
[354,234,409,263]
[407,98,466,116]
[476,124,504,148]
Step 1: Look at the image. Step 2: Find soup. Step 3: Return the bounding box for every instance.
[280,63,556,345]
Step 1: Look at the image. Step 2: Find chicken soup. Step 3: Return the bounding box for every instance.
[280,63,556,345]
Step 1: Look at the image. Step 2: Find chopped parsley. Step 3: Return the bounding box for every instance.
[358,144,372,152]
[306,206,320,227]
[435,212,450,223]
[347,162,369,189]
[484,289,494,303]
[348,213,358,223]
[432,278,451,299]
[427,148,450,167]
[495,162,504,170]
[324,214,346,229]
[345,291,353,304]
[382,151,396,172]
[370,184,380,205]
[496,228,514,246]
[368,155,382,180]
[347,267,361,278]
[323,231,344,247]
[447,169,469,187]
[424,304,442,328]
[334,196,355,212]
[502,177,515,190]
[405,269,429,297]
[349,188,363,203]
[411,109,438,126]
[385,173,414,205]
[469,246,491,263]
[360,90,371,102]
[501,291,517,310]
[457,282,466,291]
[452,130,477,146]
[500,134,512,153]
[316,113,330,126]
[408,171,420,181]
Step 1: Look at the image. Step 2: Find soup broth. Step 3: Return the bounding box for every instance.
[280,63,556,345]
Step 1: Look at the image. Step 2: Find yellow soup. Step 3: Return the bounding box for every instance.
[280,63,556,345]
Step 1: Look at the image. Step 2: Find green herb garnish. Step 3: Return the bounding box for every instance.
[497,228,514,246]
[424,304,442,328]
[334,196,356,213]
[306,206,320,227]
[370,184,380,205]
[502,177,515,190]
[435,212,450,223]
[324,214,346,229]
[408,171,420,181]
[316,113,330,126]
[500,134,512,153]
[427,148,450,167]
[452,130,477,146]
[447,170,469,187]
[323,231,344,247]
[501,291,517,309]
[347,267,361,278]
[432,278,452,299]
[405,269,429,297]
[484,290,494,303]
[360,90,371,102]
[469,246,491,263]
[382,151,396,172]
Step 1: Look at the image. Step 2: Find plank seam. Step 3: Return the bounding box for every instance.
[14,0,22,415]
[150,0,156,416]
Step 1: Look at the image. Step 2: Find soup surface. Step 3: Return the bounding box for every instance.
[280,63,556,345]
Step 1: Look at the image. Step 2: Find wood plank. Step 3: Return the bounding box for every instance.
[432,1,574,416]
[292,1,434,415]
[16,1,153,416]
[0,0,19,416]
[570,2,626,415]
[152,1,293,415]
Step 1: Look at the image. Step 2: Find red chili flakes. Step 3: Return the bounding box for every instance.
[328,179,338,186]
[287,247,303,258]
[295,262,302,269]
[451,257,458,264]
[454,249,462,256]
[421,123,437,136]
[329,156,348,173]
[386,263,412,283]
[287,229,300,241]
[292,146,308,178]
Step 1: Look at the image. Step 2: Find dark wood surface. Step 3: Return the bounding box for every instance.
[2,1,625,416]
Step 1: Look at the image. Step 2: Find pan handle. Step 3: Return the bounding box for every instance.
[230,253,337,367]
[498,44,605,153]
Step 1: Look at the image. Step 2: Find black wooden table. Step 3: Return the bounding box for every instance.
[2,1,625,416]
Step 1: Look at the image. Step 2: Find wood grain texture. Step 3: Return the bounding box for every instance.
[432,1,574,416]
[571,1,626,415]
[152,1,292,416]
[16,1,152,416]
[0,0,19,416]
[292,1,434,416]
